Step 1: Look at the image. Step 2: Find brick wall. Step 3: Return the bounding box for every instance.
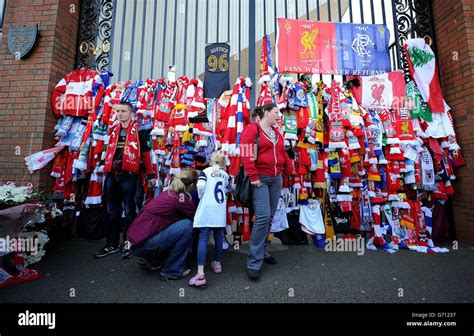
[0,0,80,190]
[433,0,474,244]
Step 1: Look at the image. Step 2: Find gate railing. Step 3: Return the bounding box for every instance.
[76,0,436,93]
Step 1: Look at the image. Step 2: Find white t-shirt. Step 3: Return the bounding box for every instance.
[271,198,289,233]
[299,199,325,235]
[193,165,231,228]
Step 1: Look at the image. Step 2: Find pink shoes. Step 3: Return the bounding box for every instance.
[189,274,206,287]
[189,262,222,287]
[210,261,222,274]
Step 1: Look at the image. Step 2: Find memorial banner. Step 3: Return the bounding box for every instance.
[276,18,391,75]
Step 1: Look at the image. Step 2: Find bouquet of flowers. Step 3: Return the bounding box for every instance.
[0,182,60,288]
[0,182,48,210]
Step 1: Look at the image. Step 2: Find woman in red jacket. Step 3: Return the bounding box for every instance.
[240,103,295,281]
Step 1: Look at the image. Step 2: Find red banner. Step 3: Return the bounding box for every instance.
[276,19,337,74]
[276,18,391,75]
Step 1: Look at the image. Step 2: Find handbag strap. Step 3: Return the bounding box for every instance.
[254,123,260,162]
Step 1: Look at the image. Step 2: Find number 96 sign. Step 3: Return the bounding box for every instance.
[204,42,230,98]
[207,53,229,72]
[205,43,230,73]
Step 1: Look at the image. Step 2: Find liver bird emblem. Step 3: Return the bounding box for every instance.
[301,28,319,58]
[400,121,410,134]
[371,83,385,106]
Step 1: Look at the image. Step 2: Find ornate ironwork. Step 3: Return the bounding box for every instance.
[392,0,436,82]
[76,0,114,72]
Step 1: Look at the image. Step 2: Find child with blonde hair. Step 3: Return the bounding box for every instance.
[189,151,231,287]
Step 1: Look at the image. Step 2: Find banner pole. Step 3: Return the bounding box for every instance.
[249,0,256,109]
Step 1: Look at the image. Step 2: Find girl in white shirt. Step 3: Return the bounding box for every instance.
[189,151,231,287]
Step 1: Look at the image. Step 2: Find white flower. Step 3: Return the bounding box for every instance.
[49,207,63,218]
[19,231,50,266]
[0,184,33,203]
[12,195,27,203]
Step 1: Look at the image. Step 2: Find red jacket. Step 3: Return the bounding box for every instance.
[52,68,104,117]
[240,123,294,182]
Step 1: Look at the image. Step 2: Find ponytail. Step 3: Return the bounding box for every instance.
[171,176,186,193]
[170,169,198,193]
[252,103,277,120]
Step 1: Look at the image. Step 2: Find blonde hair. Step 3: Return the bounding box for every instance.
[170,169,198,193]
[210,150,226,169]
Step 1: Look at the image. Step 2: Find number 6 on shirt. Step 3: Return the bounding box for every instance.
[214,181,225,204]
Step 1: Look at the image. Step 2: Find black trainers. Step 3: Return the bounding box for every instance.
[94,245,120,258]
[247,269,260,281]
[137,258,164,271]
[264,256,278,265]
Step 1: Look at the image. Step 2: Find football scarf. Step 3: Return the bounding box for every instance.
[104,121,140,174]
[420,147,436,191]
[328,80,346,149]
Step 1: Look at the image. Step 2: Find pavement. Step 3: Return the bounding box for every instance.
[1,236,474,303]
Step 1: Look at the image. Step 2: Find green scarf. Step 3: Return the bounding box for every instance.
[405,81,432,122]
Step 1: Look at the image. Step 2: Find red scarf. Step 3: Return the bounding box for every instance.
[104,121,140,174]
[155,80,176,122]
[328,80,346,149]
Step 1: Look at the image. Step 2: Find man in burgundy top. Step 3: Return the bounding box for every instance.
[240,103,295,281]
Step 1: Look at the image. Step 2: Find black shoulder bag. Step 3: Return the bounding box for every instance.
[235,125,260,208]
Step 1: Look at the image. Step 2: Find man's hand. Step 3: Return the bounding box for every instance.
[147,178,156,188]
[146,174,156,188]
[251,180,262,188]
[121,240,133,260]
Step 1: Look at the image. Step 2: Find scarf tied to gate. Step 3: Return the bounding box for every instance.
[420,147,435,191]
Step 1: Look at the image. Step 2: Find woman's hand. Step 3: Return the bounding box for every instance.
[251,180,262,188]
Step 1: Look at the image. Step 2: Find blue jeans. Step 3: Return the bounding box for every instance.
[105,173,137,247]
[247,174,282,271]
[133,219,194,278]
[135,175,145,212]
[197,228,224,266]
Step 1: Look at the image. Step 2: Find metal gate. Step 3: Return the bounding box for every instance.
[76,0,436,90]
